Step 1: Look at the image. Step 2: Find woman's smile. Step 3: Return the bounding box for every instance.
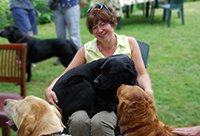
[100,32,106,37]
[99,32,107,38]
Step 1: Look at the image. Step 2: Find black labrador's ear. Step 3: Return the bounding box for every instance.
[8,25,18,31]
[8,26,14,32]
[124,63,138,85]
[7,26,19,41]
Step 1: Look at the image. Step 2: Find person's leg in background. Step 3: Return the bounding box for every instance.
[11,8,37,67]
[52,5,82,65]
[53,7,67,39]
[28,9,38,67]
[28,9,38,35]
[11,8,32,35]
[64,4,82,49]
[52,7,67,65]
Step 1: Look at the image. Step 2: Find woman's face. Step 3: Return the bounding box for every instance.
[92,20,114,43]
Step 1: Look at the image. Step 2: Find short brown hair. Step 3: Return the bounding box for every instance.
[86,7,117,34]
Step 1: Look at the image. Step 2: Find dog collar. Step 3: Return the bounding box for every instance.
[45,132,62,136]
[123,125,146,134]
[17,35,26,42]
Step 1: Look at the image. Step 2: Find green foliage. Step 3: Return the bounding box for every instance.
[80,1,91,18]
[0,14,9,27]
[0,0,13,27]
[32,0,53,24]
[0,0,9,17]
[0,0,54,28]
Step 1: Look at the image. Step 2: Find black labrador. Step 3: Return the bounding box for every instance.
[52,54,138,123]
[0,25,78,82]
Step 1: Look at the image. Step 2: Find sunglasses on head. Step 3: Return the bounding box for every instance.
[87,3,111,15]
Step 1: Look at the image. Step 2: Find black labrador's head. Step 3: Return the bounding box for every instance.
[93,54,138,90]
[0,25,24,43]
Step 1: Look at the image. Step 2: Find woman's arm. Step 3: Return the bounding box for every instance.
[172,126,200,136]
[128,37,154,99]
[45,46,86,111]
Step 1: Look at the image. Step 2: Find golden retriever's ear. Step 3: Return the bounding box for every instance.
[52,106,66,128]
[118,100,131,126]
[117,84,126,97]
[17,115,35,136]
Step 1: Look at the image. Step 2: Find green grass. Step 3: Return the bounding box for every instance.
[1,1,200,135]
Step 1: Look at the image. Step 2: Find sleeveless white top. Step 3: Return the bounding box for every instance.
[84,33,131,63]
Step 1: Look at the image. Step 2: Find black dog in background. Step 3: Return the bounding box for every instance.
[0,25,78,82]
[52,54,138,124]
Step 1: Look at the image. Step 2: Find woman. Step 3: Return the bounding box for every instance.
[45,3,154,136]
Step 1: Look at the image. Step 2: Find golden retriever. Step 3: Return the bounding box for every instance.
[3,96,69,136]
[117,85,178,136]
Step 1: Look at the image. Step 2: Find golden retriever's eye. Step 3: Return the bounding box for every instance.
[131,102,139,110]
[132,103,136,107]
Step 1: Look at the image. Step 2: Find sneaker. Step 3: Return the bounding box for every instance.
[54,59,61,66]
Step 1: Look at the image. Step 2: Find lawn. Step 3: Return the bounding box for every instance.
[0,1,200,135]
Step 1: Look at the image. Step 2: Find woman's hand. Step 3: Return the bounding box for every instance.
[172,126,200,136]
[145,88,154,99]
[45,87,62,113]
[45,47,85,113]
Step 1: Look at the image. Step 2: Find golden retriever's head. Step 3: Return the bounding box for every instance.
[4,96,65,136]
[117,85,157,127]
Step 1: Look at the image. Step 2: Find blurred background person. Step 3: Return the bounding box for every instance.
[52,0,85,65]
[10,0,38,67]
[10,0,38,37]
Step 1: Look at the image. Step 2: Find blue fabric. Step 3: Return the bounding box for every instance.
[11,8,38,35]
[58,0,79,8]
[10,0,35,10]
